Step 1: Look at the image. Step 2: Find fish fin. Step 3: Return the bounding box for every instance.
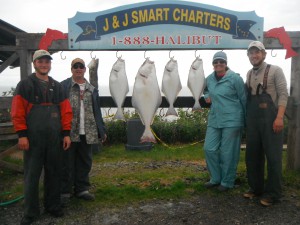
[285,47,299,59]
[192,101,202,111]
[140,129,156,143]
[156,96,162,108]
[161,85,165,95]
[177,82,182,94]
[140,135,156,143]
[166,106,178,117]
[113,108,125,120]
[87,58,98,69]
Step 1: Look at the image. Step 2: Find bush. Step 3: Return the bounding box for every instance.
[104,108,209,144]
[105,120,127,144]
[152,108,208,144]
[104,108,289,145]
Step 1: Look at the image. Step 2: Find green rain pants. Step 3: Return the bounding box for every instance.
[204,126,242,188]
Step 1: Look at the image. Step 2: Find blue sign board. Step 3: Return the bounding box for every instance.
[68,1,263,50]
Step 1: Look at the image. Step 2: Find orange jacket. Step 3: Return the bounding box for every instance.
[11,74,72,138]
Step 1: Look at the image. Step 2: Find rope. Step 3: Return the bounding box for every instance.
[103,114,114,119]
[151,128,204,149]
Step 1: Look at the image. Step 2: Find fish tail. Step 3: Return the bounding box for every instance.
[140,128,156,143]
[113,108,125,120]
[285,47,298,59]
[166,106,178,117]
[192,101,202,111]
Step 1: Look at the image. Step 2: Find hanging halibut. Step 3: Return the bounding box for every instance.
[161,58,182,116]
[109,57,129,120]
[87,58,99,89]
[132,58,162,143]
[187,56,206,111]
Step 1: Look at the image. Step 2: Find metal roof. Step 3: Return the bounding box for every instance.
[0,19,26,68]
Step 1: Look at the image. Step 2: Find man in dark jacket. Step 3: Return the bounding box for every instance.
[11,49,73,225]
[60,58,106,204]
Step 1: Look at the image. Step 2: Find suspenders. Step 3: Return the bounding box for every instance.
[248,64,271,95]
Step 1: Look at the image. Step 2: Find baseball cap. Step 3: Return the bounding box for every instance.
[71,58,85,67]
[32,49,52,61]
[212,51,227,63]
[248,41,266,51]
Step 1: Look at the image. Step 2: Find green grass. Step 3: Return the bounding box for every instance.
[1,143,300,207]
[87,143,208,206]
[96,143,205,162]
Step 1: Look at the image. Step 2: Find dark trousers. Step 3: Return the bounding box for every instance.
[246,94,283,199]
[24,105,62,217]
[61,135,92,195]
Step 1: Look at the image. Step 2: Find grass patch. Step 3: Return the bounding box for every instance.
[1,156,23,165]
[95,143,205,163]
[0,140,17,152]
[1,143,300,207]
[95,181,188,203]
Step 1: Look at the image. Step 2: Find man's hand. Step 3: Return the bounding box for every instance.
[205,97,211,104]
[18,137,29,151]
[274,106,286,133]
[101,134,107,143]
[63,136,71,150]
[273,117,284,133]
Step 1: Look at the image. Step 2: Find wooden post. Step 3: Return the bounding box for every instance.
[287,48,300,170]
[18,49,32,80]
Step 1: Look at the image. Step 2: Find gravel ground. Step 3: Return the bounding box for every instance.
[1,160,299,225]
[1,193,300,225]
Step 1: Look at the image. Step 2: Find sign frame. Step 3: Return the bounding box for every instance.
[68,0,263,50]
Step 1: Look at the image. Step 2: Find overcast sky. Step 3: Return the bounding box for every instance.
[1,0,299,95]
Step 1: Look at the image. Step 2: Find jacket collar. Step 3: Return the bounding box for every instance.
[252,62,267,74]
[71,78,94,92]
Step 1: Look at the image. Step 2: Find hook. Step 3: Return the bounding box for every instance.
[271,49,277,57]
[169,50,174,59]
[195,50,200,58]
[144,51,149,59]
[116,51,122,59]
[90,51,96,59]
[60,51,66,60]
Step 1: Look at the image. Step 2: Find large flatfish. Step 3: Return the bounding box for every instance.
[109,57,129,120]
[187,57,206,111]
[132,58,162,143]
[161,58,182,116]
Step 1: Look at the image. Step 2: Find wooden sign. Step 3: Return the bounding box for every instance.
[68,0,263,50]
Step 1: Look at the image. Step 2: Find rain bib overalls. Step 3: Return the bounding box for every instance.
[23,79,63,217]
[246,65,283,199]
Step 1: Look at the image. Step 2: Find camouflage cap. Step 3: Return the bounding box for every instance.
[32,49,52,61]
[71,58,85,67]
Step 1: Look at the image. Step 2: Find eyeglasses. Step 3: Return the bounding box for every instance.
[72,64,85,69]
[213,60,226,65]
